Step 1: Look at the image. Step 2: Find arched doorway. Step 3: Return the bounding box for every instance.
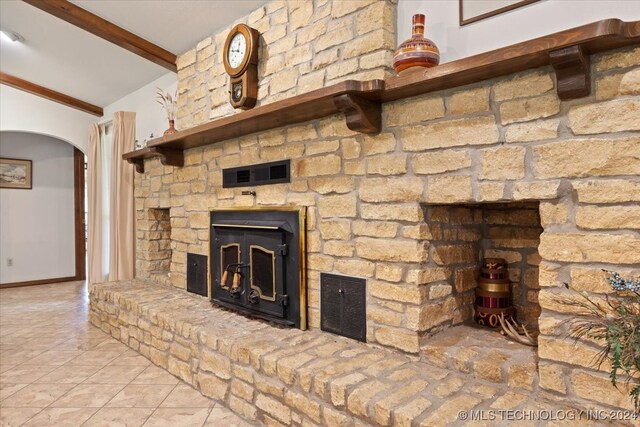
[0,131,86,287]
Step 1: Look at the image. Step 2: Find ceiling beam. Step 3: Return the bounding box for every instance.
[23,0,177,72]
[0,72,103,116]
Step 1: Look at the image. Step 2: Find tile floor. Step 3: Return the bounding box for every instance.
[0,281,256,427]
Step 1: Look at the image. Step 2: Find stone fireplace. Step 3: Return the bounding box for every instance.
[134,36,639,382]
[97,0,640,418]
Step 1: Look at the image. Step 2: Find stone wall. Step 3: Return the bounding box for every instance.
[135,44,640,410]
[133,0,640,410]
[423,205,483,330]
[176,0,396,129]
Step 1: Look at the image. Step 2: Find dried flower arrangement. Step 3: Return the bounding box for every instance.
[563,271,640,412]
[156,88,177,121]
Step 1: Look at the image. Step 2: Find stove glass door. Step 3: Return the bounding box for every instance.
[246,229,285,318]
[212,227,285,319]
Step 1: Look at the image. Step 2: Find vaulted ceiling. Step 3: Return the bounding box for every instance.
[0,0,268,112]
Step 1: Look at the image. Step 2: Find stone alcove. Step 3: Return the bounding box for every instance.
[136,207,172,284]
[424,201,543,332]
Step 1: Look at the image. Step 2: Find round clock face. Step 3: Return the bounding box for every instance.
[227,33,247,69]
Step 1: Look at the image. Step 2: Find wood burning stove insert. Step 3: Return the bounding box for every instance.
[210,208,306,329]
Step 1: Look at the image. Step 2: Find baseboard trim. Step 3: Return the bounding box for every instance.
[0,276,79,289]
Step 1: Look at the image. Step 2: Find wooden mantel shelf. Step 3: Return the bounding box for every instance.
[125,19,639,172]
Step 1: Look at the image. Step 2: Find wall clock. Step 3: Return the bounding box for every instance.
[223,23,260,110]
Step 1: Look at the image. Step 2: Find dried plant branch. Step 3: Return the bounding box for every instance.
[561,272,640,413]
[156,87,177,120]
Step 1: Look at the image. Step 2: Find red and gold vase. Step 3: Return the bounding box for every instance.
[393,14,440,74]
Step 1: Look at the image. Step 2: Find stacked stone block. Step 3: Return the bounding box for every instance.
[175,0,397,129]
[423,205,483,332]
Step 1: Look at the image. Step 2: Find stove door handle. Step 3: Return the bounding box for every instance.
[232,272,242,289]
[279,294,289,307]
[221,270,230,288]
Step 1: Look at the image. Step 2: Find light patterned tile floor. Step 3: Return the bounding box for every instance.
[0,281,256,427]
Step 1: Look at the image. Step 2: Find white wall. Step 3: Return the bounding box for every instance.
[0,71,177,152]
[398,1,640,63]
[101,72,177,146]
[0,132,76,284]
[0,85,97,154]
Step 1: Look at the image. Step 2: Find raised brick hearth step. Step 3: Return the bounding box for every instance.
[89,280,623,427]
[420,325,538,390]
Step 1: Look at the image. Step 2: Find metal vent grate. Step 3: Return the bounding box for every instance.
[187,253,208,297]
[236,169,251,183]
[222,160,290,188]
[270,163,288,179]
[321,273,366,342]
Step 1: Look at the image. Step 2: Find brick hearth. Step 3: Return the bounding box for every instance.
[90,280,630,427]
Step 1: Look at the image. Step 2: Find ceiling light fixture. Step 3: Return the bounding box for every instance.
[0,29,24,43]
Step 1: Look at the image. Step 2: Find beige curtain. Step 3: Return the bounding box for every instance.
[108,111,136,281]
[87,123,102,284]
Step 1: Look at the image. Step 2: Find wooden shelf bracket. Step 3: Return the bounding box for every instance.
[156,148,184,168]
[549,45,591,100]
[125,147,184,173]
[334,94,381,134]
[127,158,145,174]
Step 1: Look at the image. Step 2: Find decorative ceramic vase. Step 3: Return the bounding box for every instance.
[393,14,440,74]
[164,119,178,136]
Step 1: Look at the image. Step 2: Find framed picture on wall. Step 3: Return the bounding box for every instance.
[460,0,540,26]
[0,158,32,189]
